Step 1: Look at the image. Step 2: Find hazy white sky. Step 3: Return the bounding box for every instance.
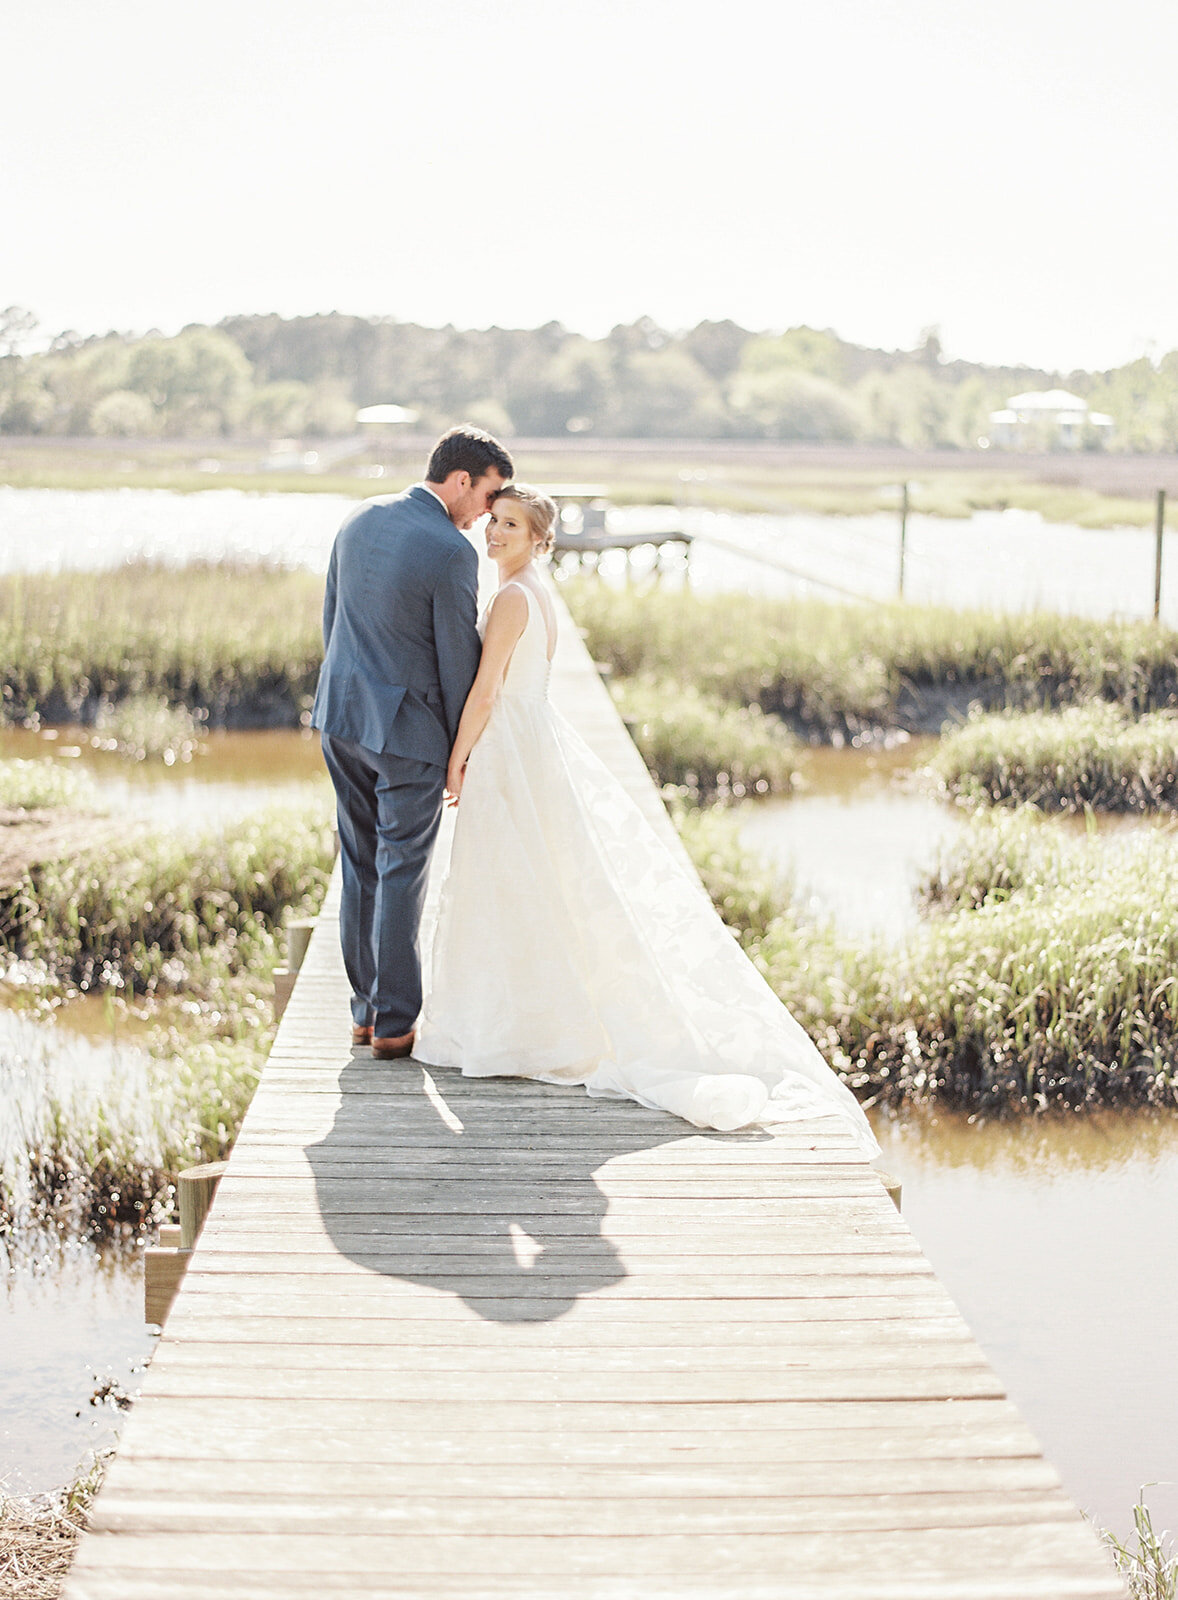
[5,0,1178,371]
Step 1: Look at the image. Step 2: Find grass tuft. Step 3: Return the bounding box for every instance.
[611,676,800,801]
[0,759,96,811]
[930,702,1178,812]
[91,694,207,763]
[1102,1494,1178,1600]
[0,1453,108,1600]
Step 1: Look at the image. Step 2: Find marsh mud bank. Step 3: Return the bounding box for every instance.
[3,680,312,734]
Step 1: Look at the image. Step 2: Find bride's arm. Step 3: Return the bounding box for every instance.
[445,586,528,803]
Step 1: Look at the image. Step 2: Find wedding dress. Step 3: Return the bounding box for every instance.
[415,583,879,1157]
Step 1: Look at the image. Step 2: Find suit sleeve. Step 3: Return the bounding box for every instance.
[433,542,482,747]
[322,541,338,651]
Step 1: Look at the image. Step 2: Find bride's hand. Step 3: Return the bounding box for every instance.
[445,759,466,806]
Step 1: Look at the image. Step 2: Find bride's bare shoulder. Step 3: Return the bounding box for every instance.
[485,583,529,631]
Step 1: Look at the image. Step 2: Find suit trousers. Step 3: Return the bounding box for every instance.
[320,734,444,1039]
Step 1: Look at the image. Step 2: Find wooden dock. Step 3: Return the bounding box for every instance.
[64,600,1123,1599]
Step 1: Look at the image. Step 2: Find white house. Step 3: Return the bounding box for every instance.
[986,389,1114,450]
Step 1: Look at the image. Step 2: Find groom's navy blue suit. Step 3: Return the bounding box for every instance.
[312,486,481,1039]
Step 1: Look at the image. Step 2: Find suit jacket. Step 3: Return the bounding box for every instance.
[311,486,482,767]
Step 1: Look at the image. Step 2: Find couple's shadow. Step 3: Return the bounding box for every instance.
[305,1057,759,1324]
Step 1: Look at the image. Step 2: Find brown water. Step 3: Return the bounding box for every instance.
[736,737,959,940]
[0,724,331,829]
[2,726,1175,1538]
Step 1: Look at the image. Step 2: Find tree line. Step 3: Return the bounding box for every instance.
[2,304,1176,449]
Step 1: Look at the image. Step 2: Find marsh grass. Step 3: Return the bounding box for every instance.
[567,581,1178,737]
[1102,1496,1178,1600]
[0,799,334,1236]
[0,760,95,811]
[91,694,206,763]
[0,563,324,728]
[0,1452,107,1600]
[0,799,335,997]
[0,1011,167,1239]
[931,703,1178,812]
[611,676,800,801]
[678,802,1178,1112]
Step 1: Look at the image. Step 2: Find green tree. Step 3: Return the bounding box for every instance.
[91,389,158,436]
[125,327,252,435]
[241,380,314,438]
[729,365,862,441]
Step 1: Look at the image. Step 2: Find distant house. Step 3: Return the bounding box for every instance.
[355,403,419,428]
[986,389,1114,450]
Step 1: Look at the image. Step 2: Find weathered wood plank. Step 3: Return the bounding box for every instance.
[93,1454,1066,1500]
[157,1313,979,1348]
[59,1575,1128,1600]
[181,1249,934,1278]
[89,1489,1081,1536]
[146,1340,992,1374]
[64,1525,1123,1580]
[134,1365,1008,1403]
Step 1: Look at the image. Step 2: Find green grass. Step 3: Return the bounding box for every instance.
[9,564,1178,746]
[678,803,1178,1112]
[0,799,335,997]
[0,757,96,809]
[0,563,324,727]
[91,694,207,762]
[567,580,1178,736]
[930,702,1178,812]
[0,1010,167,1240]
[610,676,800,800]
[0,798,335,1237]
[1102,1496,1178,1600]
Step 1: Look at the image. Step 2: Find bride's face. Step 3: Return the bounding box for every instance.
[485,499,534,565]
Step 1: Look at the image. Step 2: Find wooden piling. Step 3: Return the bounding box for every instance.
[177,1160,228,1251]
[1154,488,1166,622]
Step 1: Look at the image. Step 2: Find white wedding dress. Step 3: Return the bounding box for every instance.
[415,583,879,1156]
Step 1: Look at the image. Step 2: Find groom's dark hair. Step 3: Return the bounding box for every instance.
[426,425,514,485]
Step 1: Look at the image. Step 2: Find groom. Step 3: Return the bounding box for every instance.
[312,425,514,1058]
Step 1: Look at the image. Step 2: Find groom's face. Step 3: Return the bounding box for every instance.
[452,470,507,530]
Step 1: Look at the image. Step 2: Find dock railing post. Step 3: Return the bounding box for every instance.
[1154,488,1166,622]
[898,482,909,599]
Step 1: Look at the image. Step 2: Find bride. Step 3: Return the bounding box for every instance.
[415,485,879,1156]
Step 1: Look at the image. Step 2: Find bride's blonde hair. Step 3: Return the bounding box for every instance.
[492,484,558,556]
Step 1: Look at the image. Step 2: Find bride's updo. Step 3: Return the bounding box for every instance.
[492,484,558,556]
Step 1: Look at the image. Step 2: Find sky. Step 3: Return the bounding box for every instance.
[5,0,1178,373]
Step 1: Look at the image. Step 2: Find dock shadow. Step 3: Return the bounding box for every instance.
[305,1059,755,1324]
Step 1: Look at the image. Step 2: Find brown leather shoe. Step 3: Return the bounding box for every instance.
[352,1025,373,1046]
[372,1030,415,1060]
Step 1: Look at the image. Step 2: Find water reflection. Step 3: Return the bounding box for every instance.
[874,1107,1178,1539]
[0,1235,155,1494]
[0,724,330,829]
[736,738,961,940]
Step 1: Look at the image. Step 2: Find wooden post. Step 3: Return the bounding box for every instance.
[898,482,909,599]
[144,1247,190,1326]
[876,1170,902,1212]
[272,966,296,1020]
[178,1159,228,1250]
[287,918,315,972]
[1154,489,1166,622]
[145,1162,226,1324]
